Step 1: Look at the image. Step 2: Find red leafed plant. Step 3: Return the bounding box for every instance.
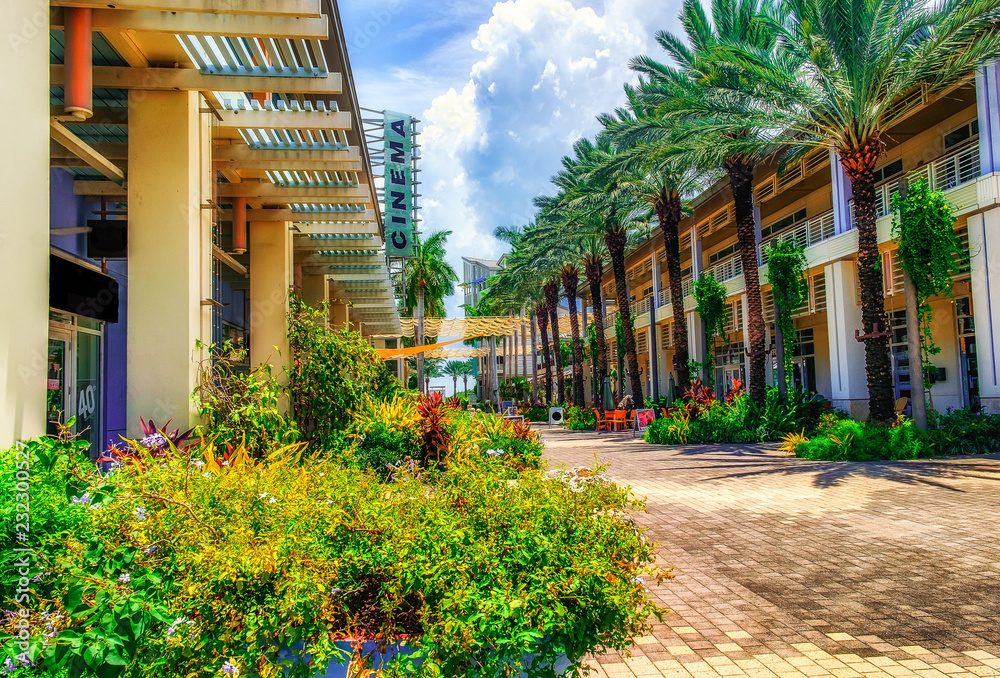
[682,379,716,420]
[417,392,453,469]
[726,378,745,405]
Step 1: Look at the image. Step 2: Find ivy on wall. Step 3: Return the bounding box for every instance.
[693,273,727,389]
[890,177,964,366]
[765,240,808,389]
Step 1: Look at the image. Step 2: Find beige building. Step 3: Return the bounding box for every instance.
[0,0,401,450]
[596,74,1000,418]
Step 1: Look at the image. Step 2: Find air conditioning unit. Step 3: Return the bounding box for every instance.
[548,407,565,426]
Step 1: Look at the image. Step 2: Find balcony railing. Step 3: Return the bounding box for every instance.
[603,310,619,330]
[704,253,743,284]
[850,143,980,224]
[682,276,693,299]
[658,288,671,308]
[759,210,836,264]
[634,295,653,317]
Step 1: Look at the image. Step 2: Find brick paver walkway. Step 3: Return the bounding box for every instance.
[540,428,1000,678]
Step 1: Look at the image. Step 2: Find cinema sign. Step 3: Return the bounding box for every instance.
[383,111,414,258]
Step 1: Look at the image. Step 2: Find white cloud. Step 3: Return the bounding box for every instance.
[370,0,684,319]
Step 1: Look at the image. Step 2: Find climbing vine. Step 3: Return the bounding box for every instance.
[890,177,964,367]
[693,273,727,390]
[765,240,808,389]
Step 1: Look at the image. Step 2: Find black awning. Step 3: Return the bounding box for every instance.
[50,254,119,323]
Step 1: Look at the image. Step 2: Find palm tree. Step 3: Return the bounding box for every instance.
[403,231,458,393]
[602,95,707,394]
[543,279,566,404]
[443,360,468,396]
[424,357,444,394]
[460,359,475,395]
[675,0,1000,420]
[625,0,784,405]
[552,135,651,404]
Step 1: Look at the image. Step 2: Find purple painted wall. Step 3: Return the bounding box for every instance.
[49,168,128,453]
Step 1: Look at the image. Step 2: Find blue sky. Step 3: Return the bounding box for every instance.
[339,0,683,390]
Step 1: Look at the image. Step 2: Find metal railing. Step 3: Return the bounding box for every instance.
[658,288,671,308]
[681,276,693,299]
[849,144,981,224]
[704,253,743,284]
[759,210,837,263]
[634,295,653,317]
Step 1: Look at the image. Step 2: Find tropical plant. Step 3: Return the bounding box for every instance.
[693,273,728,390]
[403,230,459,392]
[443,360,467,396]
[765,240,808,392]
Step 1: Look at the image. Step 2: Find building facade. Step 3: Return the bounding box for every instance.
[0,0,402,450]
[597,71,1000,418]
[462,257,501,309]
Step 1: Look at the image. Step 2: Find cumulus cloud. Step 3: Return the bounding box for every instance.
[413,0,682,317]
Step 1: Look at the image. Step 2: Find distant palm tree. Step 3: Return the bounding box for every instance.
[460,359,475,395]
[443,360,469,396]
[403,231,458,393]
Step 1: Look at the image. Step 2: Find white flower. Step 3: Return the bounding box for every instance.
[71,492,92,505]
[259,492,269,499]
[135,507,147,521]
[118,573,131,584]
[268,497,277,504]
[202,472,213,479]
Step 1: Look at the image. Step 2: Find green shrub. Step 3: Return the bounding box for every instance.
[193,344,300,458]
[927,409,1000,455]
[524,407,548,423]
[1,438,665,678]
[794,419,929,461]
[564,406,596,431]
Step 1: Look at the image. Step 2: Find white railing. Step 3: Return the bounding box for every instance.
[705,253,743,283]
[849,144,980,224]
[658,288,671,308]
[760,210,837,263]
[603,310,619,330]
[634,295,653,317]
[682,276,693,299]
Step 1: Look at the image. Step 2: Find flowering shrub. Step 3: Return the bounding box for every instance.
[1,438,665,678]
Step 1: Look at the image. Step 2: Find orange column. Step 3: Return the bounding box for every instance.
[63,8,93,120]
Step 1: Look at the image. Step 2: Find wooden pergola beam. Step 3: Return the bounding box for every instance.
[213,109,352,131]
[294,241,384,251]
[52,65,342,94]
[51,120,126,183]
[52,141,127,160]
[51,0,321,18]
[51,106,128,125]
[74,181,126,197]
[217,207,376,223]
[213,144,360,163]
[215,183,372,202]
[51,7,329,40]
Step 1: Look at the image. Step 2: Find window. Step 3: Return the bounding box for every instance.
[944,119,979,150]
[873,159,903,184]
[761,208,807,239]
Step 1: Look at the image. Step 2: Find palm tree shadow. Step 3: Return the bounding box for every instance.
[629,441,1000,490]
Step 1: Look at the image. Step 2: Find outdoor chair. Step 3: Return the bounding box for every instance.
[594,409,612,433]
[611,410,630,432]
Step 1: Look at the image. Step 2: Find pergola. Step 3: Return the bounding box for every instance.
[48,0,401,336]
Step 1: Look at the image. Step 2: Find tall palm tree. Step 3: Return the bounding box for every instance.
[543,279,566,404]
[403,231,458,393]
[443,360,468,396]
[552,135,651,404]
[460,359,474,395]
[625,0,784,405]
[678,0,1000,420]
[603,97,708,394]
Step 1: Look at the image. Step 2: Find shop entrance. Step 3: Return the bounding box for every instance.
[47,312,104,456]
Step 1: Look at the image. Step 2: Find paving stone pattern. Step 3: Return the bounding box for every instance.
[540,428,1000,678]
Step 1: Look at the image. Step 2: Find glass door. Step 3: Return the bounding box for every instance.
[46,332,72,436]
[74,331,102,455]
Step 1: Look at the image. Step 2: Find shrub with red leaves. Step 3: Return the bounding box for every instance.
[682,379,716,420]
[417,392,453,469]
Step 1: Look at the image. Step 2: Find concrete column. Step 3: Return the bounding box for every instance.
[127,91,212,436]
[249,221,292,391]
[0,0,49,447]
[830,149,854,234]
[740,293,752,386]
[330,302,350,330]
[752,206,764,266]
[301,274,328,312]
[977,61,1000,175]
[969,209,1000,411]
[691,227,703,279]
[824,260,869,419]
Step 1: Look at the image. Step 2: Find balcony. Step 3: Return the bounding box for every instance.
[849,143,981,224]
[634,295,653,317]
[658,288,671,308]
[704,253,743,284]
[759,210,836,264]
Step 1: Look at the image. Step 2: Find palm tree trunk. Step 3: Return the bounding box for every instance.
[537,303,552,403]
[453,375,458,397]
[605,228,644,403]
[562,271,586,407]
[545,282,565,404]
[585,259,608,396]
[725,157,766,405]
[417,285,426,394]
[530,314,539,404]
[463,374,469,395]
[657,189,691,392]
[521,322,528,398]
[840,136,895,423]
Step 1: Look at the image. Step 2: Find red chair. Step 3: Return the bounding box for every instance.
[611,410,630,431]
[594,409,612,433]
